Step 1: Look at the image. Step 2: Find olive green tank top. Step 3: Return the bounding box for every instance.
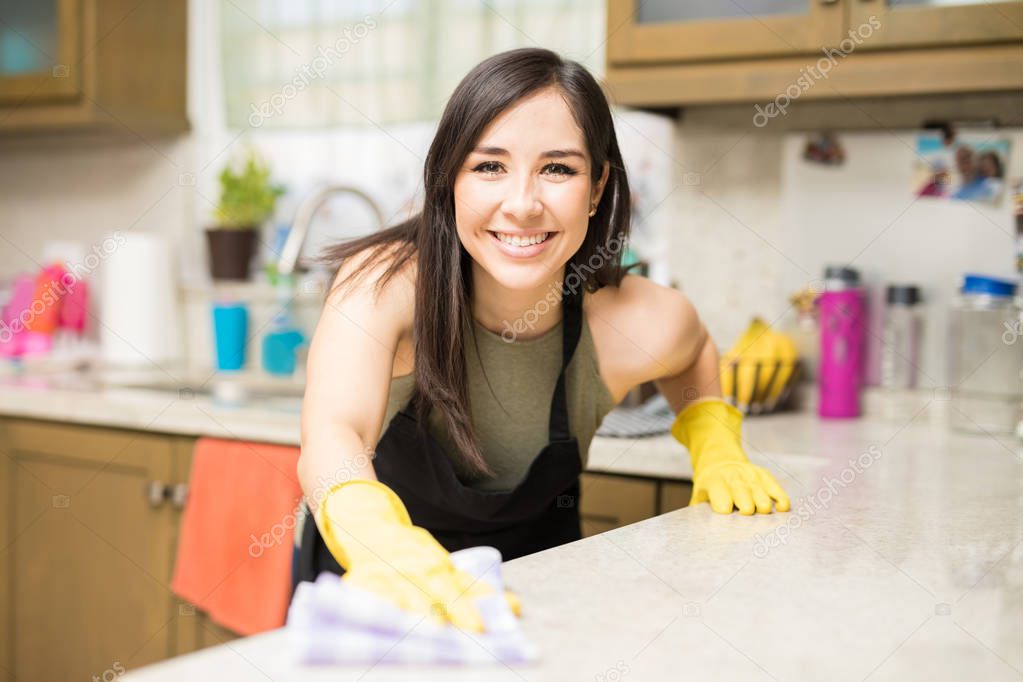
[381,308,618,492]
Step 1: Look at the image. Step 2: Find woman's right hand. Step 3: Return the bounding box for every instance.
[315,479,520,632]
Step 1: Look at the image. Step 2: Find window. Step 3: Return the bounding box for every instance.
[220,0,606,129]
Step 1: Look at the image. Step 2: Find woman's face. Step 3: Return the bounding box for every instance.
[453,86,607,295]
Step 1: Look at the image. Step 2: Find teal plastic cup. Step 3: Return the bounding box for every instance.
[212,302,248,371]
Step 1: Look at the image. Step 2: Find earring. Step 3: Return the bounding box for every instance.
[588,205,597,217]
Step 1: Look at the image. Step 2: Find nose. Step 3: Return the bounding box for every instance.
[500,171,543,222]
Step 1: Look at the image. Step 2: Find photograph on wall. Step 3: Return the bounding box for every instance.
[914,131,1010,205]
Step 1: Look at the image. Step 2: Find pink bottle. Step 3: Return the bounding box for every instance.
[818,266,866,418]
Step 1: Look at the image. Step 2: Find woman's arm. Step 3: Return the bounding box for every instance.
[601,275,716,409]
[628,281,790,514]
[297,251,520,629]
[651,302,718,415]
[297,250,413,516]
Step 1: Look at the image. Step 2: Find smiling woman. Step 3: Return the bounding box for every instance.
[293,47,790,635]
[311,47,631,480]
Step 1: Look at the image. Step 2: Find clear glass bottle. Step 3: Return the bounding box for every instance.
[947,274,1023,434]
[881,285,923,390]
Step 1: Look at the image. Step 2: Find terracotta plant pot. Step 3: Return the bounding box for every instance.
[205,227,259,281]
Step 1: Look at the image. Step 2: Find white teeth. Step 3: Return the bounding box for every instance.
[493,232,550,247]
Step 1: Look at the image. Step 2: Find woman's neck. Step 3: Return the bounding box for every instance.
[470,266,565,342]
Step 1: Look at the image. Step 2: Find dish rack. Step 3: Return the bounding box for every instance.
[720,358,802,415]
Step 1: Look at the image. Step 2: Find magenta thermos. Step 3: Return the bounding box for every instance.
[818,266,865,418]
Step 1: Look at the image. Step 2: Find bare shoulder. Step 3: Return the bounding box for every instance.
[584,274,707,399]
[304,242,418,452]
[326,242,416,333]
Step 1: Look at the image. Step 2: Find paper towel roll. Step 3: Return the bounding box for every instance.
[99,232,183,368]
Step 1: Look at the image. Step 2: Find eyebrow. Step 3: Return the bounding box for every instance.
[472,146,586,160]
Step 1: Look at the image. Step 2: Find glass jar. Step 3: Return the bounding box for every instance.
[947,274,1023,434]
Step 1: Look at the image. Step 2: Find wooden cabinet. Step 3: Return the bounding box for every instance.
[0,419,223,682]
[0,0,188,133]
[609,0,844,64]
[849,0,1023,49]
[173,607,241,658]
[579,472,691,537]
[0,0,81,102]
[658,480,694,515]
[606,0,1023,107]
[0,419,183,681]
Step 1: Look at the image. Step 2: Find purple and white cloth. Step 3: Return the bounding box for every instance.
[286,546,539,666]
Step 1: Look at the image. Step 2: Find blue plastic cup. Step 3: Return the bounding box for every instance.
[212,302,248,371]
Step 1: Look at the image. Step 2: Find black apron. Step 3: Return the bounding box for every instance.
[292,291,585,595]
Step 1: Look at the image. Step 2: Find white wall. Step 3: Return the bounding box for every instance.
[0,135,196,278]
[780,129,1018,388]
[666,113,1020,389]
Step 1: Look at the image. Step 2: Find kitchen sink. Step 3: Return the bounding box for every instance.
[117,379,304,398]
[106,371,306,412]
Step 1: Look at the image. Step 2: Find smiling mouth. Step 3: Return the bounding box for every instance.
[488,230,554,247]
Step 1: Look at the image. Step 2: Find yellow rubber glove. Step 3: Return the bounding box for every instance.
[670,398,791,515]
[314,479,521,632]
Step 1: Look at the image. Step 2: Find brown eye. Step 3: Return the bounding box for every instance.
[541,163,578,176]
[473,161,503,174]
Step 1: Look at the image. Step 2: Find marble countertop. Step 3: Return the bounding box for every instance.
[0,367,306,445]
[0,365,701,479]
[0,366,951,485]
[121,396,1023,681]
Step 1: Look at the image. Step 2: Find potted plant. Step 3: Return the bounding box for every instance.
[205,148,285,281]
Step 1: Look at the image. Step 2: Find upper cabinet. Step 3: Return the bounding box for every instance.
[606,0,1023,107]
[608,0,845,63]
[0,0,81,102]
[849,0,1023,48]
[0,0,188,134]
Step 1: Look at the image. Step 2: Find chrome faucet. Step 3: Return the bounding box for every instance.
[276,184,386,277]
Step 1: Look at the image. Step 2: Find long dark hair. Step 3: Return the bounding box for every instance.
[318,47,632,478]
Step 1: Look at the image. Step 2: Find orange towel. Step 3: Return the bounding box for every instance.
[171,437,303,636]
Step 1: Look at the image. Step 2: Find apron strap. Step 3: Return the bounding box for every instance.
[548,287,583,443]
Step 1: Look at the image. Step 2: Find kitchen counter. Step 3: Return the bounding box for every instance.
[0,366,701,479]
[0,368,305,445]
[0,366,949,484]
[121,398,1023,681]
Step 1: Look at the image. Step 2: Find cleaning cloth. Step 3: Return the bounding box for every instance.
[286,546,538,666]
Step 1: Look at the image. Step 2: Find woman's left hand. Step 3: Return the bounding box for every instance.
[670,398,791,515]
[689,458,790,515]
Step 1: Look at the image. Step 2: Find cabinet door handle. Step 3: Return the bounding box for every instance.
[146,480,167,508]
[171,483,189,509]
